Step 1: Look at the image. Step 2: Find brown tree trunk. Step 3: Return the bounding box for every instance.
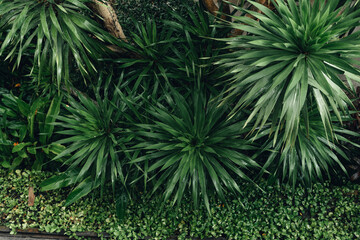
[88,0,127,42]
[201,0,230,20]
[202,0,220,16]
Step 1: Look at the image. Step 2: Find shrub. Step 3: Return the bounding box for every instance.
[1,0,360,218]
[132,88,260,213]
[40,74,141,215]
[0,0,118,88]
[217,0,360,186]
[0,90,63,170]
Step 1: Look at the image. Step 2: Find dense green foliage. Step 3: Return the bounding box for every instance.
[132,89,259,212]
[115,0,197,35]
[40,75,141,209]
[0,0,360,225]
[1,169,360,239]
[0,0,118,88]
[218,0,360,186]
[0,90,63,170]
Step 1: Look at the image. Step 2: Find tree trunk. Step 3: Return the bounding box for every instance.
[88,0,127,42]
[201,0,230,20]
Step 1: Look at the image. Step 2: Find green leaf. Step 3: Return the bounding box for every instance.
[40,169,80,191]
[65,176,94,206]
[115,188,128,221]
[27,146,37,155]
[12,142,32,153]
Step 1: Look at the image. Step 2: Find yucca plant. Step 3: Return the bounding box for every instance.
[0,0,118,89]
[214,0,360,186]
[132,88,260,213]
[253,103,360,188]
[113,20,176,98]
[164,3,229,91]
[40,74,139,216]
[113,3,228,97]
[217,0,360,147]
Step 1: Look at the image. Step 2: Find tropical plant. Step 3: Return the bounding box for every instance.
[164,3,229,91]
[0,88,12,167]
[113,3,228,97]
[215,0,360,185]
[132,87,260,213]
[253,103,360,187]
[40,74,140,215]
[0,91,63,170]
[0,0,118,89]
[112,19,179,100]
[218,0,360,145]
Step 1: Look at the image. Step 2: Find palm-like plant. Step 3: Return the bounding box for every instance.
[218,0,360,147]
[40,74,138,207]
[132,88,259,212]
[0,0,118,89]
[113,4,228,97]
[254,103,360,187]
[113,20,176,98]
[165,3,229,91]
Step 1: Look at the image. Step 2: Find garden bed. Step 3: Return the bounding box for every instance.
[1,1,360,239]
[1,169,360,239]
[0,226,104,239]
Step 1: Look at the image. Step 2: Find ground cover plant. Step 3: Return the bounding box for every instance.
[0,0,360,238]
[1,169,360,239]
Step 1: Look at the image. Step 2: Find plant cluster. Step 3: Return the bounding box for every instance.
[115,0,197,36]
[0,89,63,171]
[1,169,360,239]
[0,0,360,221]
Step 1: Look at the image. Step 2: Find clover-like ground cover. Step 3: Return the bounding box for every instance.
[1,169,360,239]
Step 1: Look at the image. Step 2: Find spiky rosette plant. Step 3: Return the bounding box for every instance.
[113,19,176,98]
[132,88,260,213]
[253,103,360,188]
[0,0,118,89]
[216,0,360,186]
[40,75,139,215]
[218,0,360,147]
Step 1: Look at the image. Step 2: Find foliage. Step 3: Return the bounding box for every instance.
[1,0,360,218]
[114,3,228,98]
[113,20,176,98]
[0,90,63,170]
[115,0,196,36]
[164,3,229,92]
[254,105,360,187]
[0,0,118,89]
[38,2,242,214]
[40,74,139,210]
[217,0,360,186]
[2,169,360,239]
[132,88,259,213]
[218,0,360,142]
